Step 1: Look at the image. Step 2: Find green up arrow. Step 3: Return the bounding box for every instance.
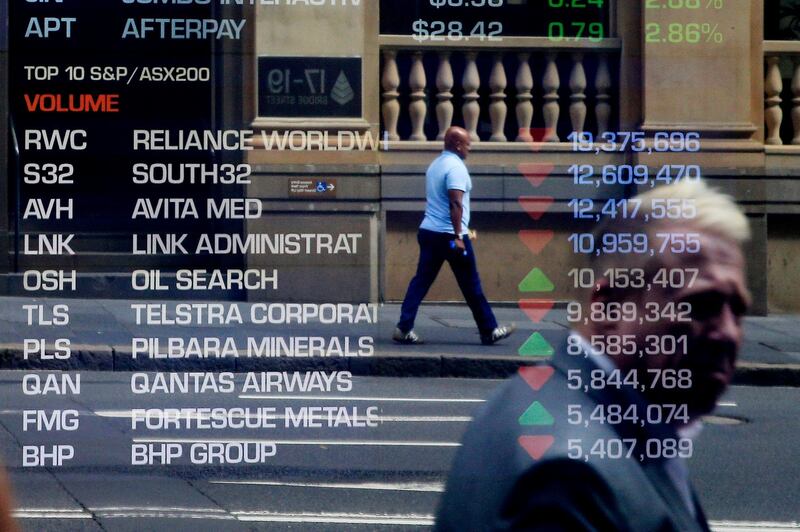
[518,332,554,357]
[518,268,554,292]
[518,401,555,426]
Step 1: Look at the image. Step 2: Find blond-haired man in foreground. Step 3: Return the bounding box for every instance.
[436,180,749,531]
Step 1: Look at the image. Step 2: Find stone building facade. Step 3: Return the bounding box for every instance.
[3,2,799,314]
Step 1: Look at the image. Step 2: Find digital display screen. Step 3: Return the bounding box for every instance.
[1,1,798,531]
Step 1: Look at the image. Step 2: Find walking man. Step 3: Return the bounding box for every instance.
[393,126,514,346]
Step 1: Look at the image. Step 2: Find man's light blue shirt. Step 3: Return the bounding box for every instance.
[420,150,471,235]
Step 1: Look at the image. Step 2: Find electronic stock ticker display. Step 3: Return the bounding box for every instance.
[1,1,797,531]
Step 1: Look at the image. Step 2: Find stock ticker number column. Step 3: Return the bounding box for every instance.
[409,0,607,43]
[546,0,733,463]
[516,131,706,465]
[562,131,702,463]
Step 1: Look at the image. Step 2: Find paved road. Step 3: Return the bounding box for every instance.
[0,371,797,531]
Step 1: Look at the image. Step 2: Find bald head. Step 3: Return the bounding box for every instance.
[444,127,471,159]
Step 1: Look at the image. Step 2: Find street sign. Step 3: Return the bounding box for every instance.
[288,178,338,198]
[258,57,361,118]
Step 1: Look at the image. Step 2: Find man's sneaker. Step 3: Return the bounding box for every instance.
[393,327,424,345]
[481,324,516,345]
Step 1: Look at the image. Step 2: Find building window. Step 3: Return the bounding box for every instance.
[766,0,800,40]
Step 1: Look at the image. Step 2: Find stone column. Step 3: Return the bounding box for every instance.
[595,53,611,136]
[641,2,761,149]
[435,52,454,140]
[488,53,508,141]
[542,52,560,142]
[248,1,380,303]
[569,53,587,134]
[408,51,428,141]
[515,53,534,142]
[382,50,401,141]
[462,52,481,142]
[640,1,768,314]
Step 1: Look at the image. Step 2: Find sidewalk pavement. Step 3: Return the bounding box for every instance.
[0,297,798,384]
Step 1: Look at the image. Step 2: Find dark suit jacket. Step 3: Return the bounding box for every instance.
[435,343,712,531]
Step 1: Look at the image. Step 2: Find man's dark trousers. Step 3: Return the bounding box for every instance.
[398,228,498,336]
